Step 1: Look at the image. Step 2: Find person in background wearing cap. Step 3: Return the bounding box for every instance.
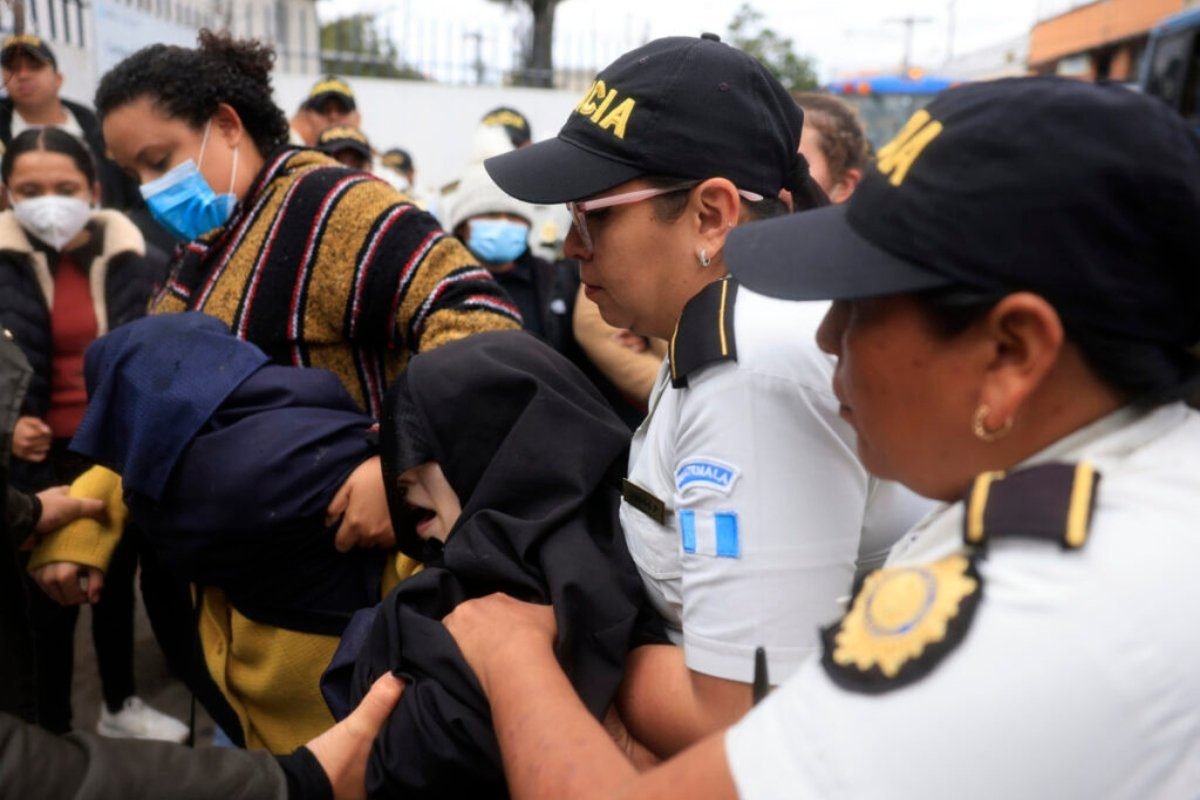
[440,76,1200,799]
[379,147,439,217]
[474,105,568,262]
[317,125,373,172]
[794,91,869,204]
[480,105,533,150]
[484,33,932,760]
[298,75,360,143]
[380,147,415,190]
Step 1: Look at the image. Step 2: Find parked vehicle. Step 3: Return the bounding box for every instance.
[825,70,958,150]
[1141,7,1200,131]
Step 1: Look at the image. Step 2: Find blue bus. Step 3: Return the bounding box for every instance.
[1141,7,1200,130]
[826,71,958,150]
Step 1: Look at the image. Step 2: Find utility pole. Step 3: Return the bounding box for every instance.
[946,0,957,62]
[887,14,933,72]
[9,0,24,35]
[466,31,485,85]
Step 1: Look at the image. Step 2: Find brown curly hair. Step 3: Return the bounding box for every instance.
[94,29,289,157]
[793,92,869,186]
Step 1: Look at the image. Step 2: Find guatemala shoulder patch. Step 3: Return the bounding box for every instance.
[675,458,740,496]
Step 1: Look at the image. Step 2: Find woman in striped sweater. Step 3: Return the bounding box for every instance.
[27,31,522,747]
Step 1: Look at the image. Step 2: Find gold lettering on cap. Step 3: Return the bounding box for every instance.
[875,109,943,187]
[574,80,637,140]
[576,80,605,117]
[482,110,528,129]
[598,97,636,139]
[589,88,618,123]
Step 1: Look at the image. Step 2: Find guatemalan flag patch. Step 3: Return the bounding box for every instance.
[678,509,741,558]
[675,458,740,496]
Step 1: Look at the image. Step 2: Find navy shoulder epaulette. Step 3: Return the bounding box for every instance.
[963,461,1101,550]
[820,460,1101,695]
[668,278,738,388]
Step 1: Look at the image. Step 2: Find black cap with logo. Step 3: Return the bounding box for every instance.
[304,76,356,112]
[381,148,413,172]
[1,34,57,71]
[726,77,1200,350]
[317,125,372,160]
[485,34,802,204]
[480,106,532,148]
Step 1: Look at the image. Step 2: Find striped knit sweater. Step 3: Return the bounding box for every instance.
[150,148,521,418]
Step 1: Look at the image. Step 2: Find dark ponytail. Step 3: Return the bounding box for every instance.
[786,152,831,213]
[94,29,288,158]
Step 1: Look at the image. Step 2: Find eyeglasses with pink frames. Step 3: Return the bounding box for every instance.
[566,181,765,253]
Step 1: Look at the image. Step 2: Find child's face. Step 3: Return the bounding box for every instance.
[397,462,462,544]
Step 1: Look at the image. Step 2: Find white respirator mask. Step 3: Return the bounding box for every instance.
[11,194,92,251]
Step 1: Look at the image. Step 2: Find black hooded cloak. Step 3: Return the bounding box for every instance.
[345,331,655,798]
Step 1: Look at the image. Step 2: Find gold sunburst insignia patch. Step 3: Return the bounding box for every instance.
[821,553,982,693]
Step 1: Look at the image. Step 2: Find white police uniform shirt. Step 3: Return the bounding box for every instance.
[726,402,1200,798]
[619,281,932,683]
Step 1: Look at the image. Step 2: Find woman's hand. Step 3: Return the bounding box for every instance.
[327,456,395,552]
[30,561,105,605]
[443,593,557,695]
[12,416,52,461]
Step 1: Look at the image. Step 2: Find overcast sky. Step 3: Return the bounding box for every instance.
[319,0,1061,80]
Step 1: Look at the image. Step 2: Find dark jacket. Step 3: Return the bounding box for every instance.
[492,250,560,343]
[71,313,383,749]
[0,210,153,491]
[337,331,655,799]
[0,334,36,724]
[0,712,294,800]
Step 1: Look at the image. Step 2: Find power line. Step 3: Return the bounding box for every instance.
[886,14,933,72]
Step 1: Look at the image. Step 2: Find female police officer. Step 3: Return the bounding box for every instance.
[483,33,931,756]
[444,76,1200,797]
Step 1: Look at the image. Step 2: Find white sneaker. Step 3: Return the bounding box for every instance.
[96,696,189,743]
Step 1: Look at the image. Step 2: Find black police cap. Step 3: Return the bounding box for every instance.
[484,34,803,204]
[726,77,1200,351]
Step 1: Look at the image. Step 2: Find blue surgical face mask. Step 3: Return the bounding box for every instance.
[139,121,239,243]
[467,218,529,265]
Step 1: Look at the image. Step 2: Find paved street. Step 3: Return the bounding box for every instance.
[70,588,216,745]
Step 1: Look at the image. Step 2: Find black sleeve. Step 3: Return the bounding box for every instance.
[0,711,289,800]
[4,485,33,547]
[276,747,335,800]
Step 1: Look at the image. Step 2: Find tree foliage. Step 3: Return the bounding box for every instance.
[727,3,819,92]
[486,0,571,87]
[320,14,425,80]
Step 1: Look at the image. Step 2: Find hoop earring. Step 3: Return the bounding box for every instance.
[697,248,711,268]
[973,405,1013,443]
